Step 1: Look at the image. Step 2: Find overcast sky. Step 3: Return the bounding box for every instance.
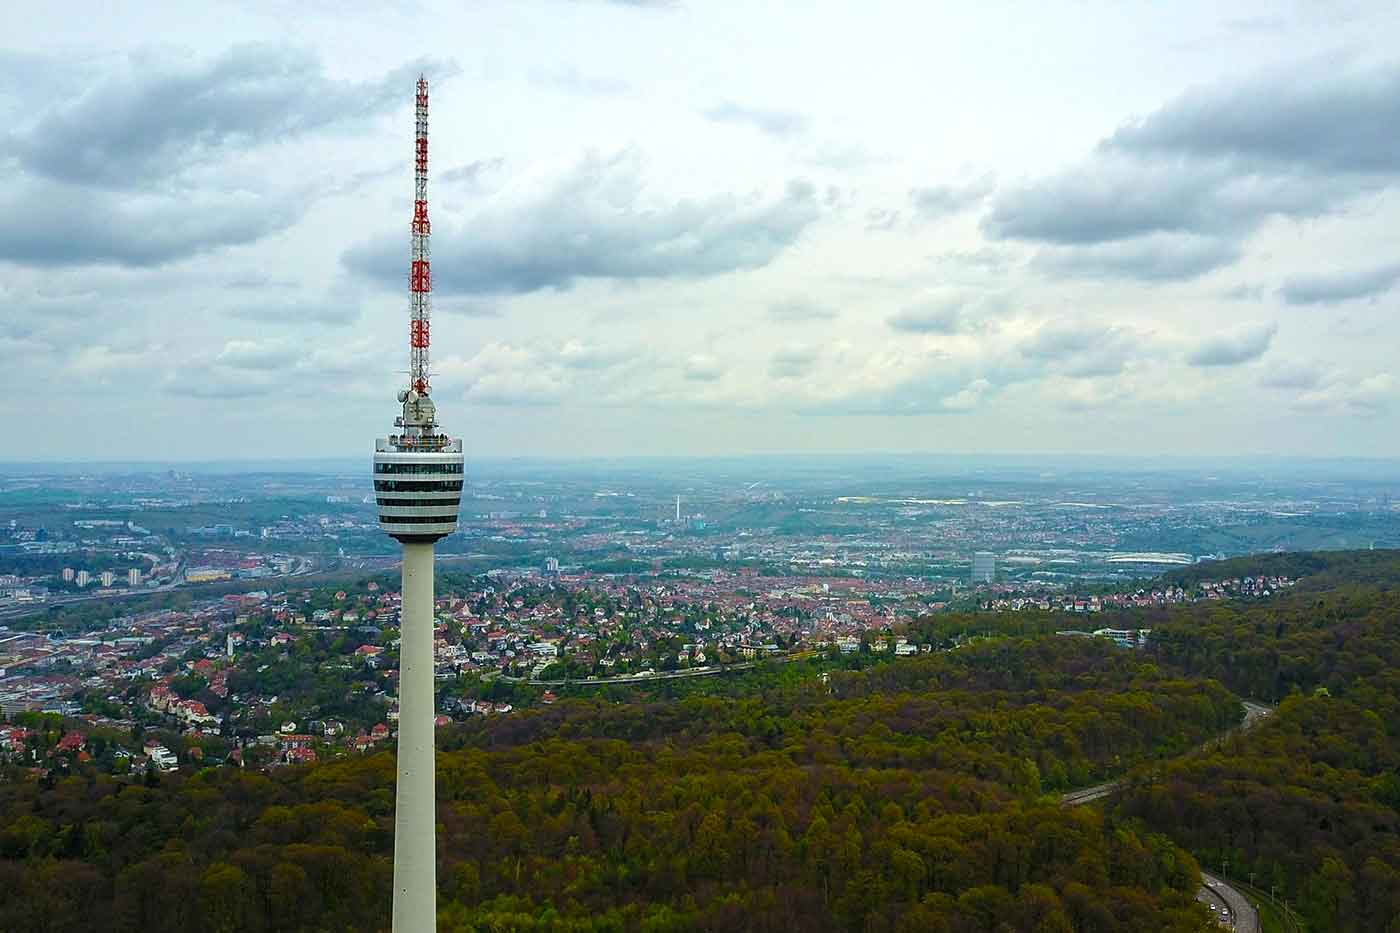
[4,0,1400,461]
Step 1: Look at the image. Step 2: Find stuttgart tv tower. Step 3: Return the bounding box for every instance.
[372,75,462,932]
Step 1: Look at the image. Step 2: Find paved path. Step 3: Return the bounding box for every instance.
[1059,700,1273,932]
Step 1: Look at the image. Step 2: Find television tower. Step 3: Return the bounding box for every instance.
[372,75,462,933]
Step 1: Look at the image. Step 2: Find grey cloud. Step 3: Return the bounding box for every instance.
[0,181,305,267]
[440,158,505,187]
[226,274,276,290]
[888,293,1008,335]
[1222,283,1265,301]
[0,50,93,120]
[1020,320,1138,377]
[226,296,361,326]
[1020,323,1099,361]
[769,346,818,379]
[326,164,401,197]
[178,369,278,399]
[1033,233,1241,282]
[983,63,1400,255]
[984,155,1347,245]
[7,44,457,190]
[1278,260,1400,305]
[1186,322,1277,367]
[435,300,503,318]
[1263,365,1397,415]
[2,286,105,331]
[703,101,808,137]
[769,298,836,323]
[1292,373,1394,414]
[1107,62,1400,174]
[888,299,967,335]
[909,174,995,221]
[344,150,821,294]
[1260,362,1323,390]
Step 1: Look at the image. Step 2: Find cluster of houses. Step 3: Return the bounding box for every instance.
[984,575,1297,614]
[0,721,185,776]
[147,682,221,727]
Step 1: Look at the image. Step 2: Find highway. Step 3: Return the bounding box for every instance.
[1197,874,1233,926]
[1060,700,1274,932]
[1060,700,1273,807]
[1201,871,1259,932]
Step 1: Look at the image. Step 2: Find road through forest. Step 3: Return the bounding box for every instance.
[1060,700,1275,932]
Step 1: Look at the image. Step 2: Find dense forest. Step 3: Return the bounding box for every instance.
[1115,553,1400,930]
[4,549,1399,930]
[0,637,1226,932]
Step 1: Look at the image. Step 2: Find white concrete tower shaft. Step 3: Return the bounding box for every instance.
[393,539,437,932]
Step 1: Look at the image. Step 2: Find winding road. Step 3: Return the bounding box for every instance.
[1199,871,1260,932]
[1060,699,1275,933]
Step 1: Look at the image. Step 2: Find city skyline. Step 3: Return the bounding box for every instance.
[4,1,1400,460]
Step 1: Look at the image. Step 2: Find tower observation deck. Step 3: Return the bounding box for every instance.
[373,391,464,542]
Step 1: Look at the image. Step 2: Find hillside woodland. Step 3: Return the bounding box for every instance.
[1118,553,1400,931]
[3,550,1399,931]
[1,637,1227,932]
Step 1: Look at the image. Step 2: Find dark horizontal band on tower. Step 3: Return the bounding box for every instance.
[376,497,462,508]
[374,462,463,475]
[378,514,459,525]
[373,480,464,492]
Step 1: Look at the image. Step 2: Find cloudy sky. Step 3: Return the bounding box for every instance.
[4,1,1400,461]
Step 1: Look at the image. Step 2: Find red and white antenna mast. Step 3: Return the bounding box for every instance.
[409,75,432,396]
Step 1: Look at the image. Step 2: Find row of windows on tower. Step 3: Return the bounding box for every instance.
[374,462,464,475]
[375,497,462,508]
[373,480,465,492]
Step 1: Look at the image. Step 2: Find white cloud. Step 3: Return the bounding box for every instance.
[3,9,1400,458]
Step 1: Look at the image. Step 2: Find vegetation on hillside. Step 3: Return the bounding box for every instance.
[0,638,1222,932]
[1117,552,1400,930]
[5,548,1400,931]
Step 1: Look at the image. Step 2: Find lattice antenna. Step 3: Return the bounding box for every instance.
[409,75,431,395]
